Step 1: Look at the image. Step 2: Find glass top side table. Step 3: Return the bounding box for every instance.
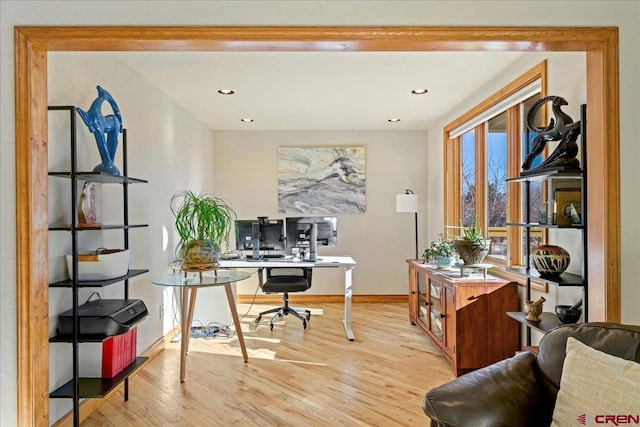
[151,270,251,382]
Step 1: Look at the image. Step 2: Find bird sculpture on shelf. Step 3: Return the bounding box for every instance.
[77,85,123,176]
[522,95,581,174]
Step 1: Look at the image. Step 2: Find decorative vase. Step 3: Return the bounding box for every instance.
[77,181,99,227]
[454,240,490,265]
[181,239,220,271]
[530,245,570,278]
[435,256,455,269]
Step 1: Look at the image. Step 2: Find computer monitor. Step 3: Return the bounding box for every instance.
[235,218,285,252]
[285,216,337,250]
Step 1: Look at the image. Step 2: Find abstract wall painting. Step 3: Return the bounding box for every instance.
[278,146,366,214]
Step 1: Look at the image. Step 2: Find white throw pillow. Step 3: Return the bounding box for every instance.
[551,337,640,426]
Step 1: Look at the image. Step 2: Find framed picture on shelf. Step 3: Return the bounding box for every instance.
[555,189,582,226]
[547,179,581,224]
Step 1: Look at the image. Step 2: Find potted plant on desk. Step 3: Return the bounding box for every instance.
[170,190,237,272]
[423,234,457,269]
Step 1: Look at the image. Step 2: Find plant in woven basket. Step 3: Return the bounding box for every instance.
[452,221,491,265]
[170,191,236,271]
[460,224,486,245]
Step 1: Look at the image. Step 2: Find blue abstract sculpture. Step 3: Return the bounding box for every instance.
[77,86,123,175]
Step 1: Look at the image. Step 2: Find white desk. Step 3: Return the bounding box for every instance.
[219,255,357,340]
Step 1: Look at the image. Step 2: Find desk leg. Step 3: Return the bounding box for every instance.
[180,286,191,383]
[186,288,198,354]
[343,266,355,341]
[224,283,248,362]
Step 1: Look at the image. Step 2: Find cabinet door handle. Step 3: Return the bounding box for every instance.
[423,301,431,306]
[439,313,446,318]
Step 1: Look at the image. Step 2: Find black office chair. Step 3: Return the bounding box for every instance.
[254,267,312,330]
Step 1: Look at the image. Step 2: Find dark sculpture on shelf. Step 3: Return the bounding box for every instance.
[521,95,581,174]
[77,86,123,176]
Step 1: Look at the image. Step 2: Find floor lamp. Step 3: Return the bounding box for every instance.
[396,189,419,260]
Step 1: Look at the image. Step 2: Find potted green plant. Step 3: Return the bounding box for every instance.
[422,234,457,269]
[170,190,237,271]
[453,223,491,265]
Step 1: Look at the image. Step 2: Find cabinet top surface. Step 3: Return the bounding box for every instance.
[408,260,511,285]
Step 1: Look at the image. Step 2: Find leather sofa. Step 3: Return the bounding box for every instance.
[422,322,640,427]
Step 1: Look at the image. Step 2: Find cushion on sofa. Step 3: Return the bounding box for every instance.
[551,337,640,426]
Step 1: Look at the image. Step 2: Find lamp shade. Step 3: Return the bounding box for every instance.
[396,193,418,213]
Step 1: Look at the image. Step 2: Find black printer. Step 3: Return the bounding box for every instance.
[57,299,148,337]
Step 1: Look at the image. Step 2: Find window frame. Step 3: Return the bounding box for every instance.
[444,61,548,289]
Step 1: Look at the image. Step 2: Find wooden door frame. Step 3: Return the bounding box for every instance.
[14,26,619,426]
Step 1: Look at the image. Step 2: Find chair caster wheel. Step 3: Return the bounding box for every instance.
[254,316,261,325]
[270,323,274,331]
[303,320,307,329]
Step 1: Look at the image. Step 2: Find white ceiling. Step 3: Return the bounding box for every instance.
[115,51,529,131]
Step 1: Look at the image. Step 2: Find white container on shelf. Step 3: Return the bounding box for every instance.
[66,249,130,281]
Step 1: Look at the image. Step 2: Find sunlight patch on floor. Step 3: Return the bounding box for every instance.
[167,337,279,360]
[275,359,327,367]
[164,304,327,363]
[243,336,281,344]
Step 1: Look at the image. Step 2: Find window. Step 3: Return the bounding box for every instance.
[486,111,508,258]
[461,130,476,227]
[444,61,547,267]
[520,94,544,261]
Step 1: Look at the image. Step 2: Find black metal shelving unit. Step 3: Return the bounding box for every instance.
[506,311,562,335]
[49,269,148,288]
[48,106,148,426]
[48,358,148,399]
[506,104,588,345]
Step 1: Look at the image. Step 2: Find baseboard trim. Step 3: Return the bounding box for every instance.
[52,336,165,427]
[164,325,182,346]
[237,294,408,304]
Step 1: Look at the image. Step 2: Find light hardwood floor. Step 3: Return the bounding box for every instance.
[82,303,454,426]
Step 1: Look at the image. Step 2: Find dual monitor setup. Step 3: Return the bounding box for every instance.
[235,216,337,261]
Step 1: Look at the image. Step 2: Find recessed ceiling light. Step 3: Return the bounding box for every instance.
[240,118,254,122]
[411,88,429,95]
[217,89,235,95]
[388,118,401,123]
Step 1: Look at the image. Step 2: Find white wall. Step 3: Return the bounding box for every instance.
[2,1,640,426]
[46,52,215,423]
[214,130,428,296]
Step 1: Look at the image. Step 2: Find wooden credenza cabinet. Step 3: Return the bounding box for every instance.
[407,260,519,376]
